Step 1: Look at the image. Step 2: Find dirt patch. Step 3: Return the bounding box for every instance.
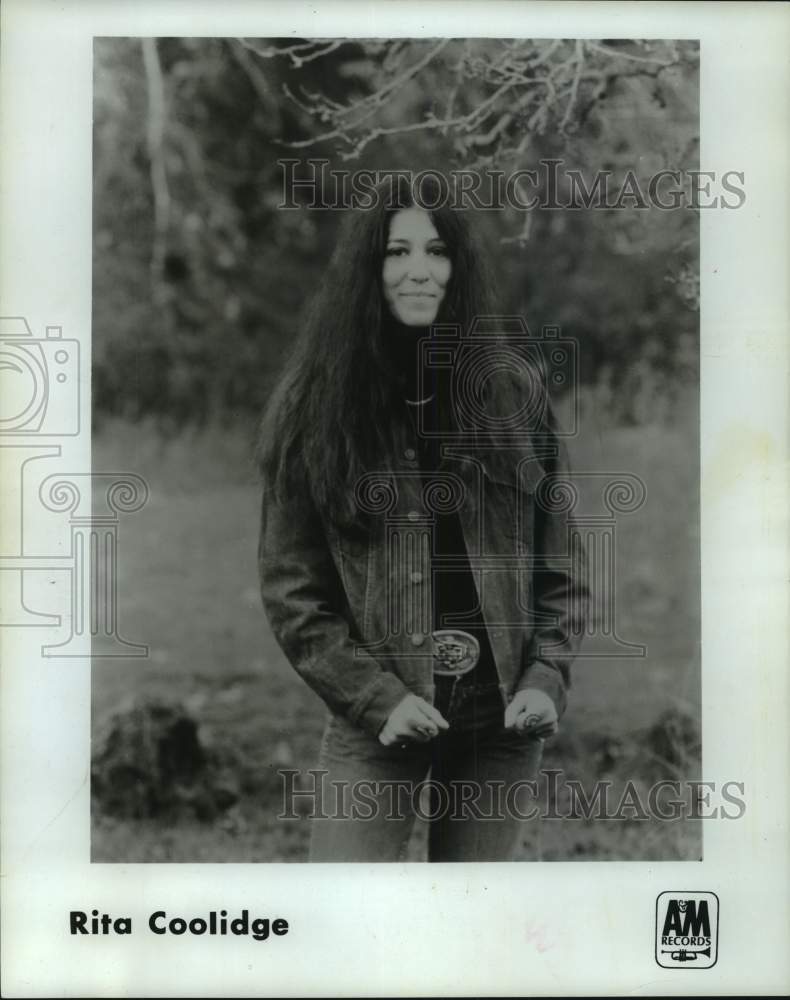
[92,696,243,821]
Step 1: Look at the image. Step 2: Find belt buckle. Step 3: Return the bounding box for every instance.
[431,629,480,677]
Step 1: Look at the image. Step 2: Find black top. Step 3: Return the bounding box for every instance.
[385,315,498,686]
[405,396,499,687]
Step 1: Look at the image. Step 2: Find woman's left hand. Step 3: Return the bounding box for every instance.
[504,688,559,738]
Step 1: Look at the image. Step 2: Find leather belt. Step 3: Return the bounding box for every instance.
[431,629,480,677]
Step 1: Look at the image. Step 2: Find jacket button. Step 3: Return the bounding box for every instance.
[404,447,417,460]
[409,571,423,584]
[410,633,426,647]
[407,510,420,522]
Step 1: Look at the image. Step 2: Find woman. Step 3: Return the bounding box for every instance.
[257,175,588,861]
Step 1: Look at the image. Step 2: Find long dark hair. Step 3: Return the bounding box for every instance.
[257,175,539,527]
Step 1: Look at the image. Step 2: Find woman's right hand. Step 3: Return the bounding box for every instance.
[378,693,450,746]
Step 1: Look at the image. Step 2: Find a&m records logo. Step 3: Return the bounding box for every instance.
[655,891,719,969]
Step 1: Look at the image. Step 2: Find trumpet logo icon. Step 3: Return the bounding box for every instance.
[656,892,718,969]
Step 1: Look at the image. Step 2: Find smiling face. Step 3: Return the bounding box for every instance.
[381,207,452,326]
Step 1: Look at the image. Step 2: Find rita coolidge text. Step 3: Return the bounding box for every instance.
[70,909,290,941]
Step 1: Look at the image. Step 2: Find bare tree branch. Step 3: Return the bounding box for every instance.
[238,37,345,68]
[258,37,695,176]
[586,42,675,67]
[226,39,270,104]
[336,39,450,117]
[559,39,586,133]
[141,38,170,303]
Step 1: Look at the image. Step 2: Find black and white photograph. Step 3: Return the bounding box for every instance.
[1,2,788,996]
[90,34,705,863]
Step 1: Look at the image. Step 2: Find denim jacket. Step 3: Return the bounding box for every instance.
[258,404,589,739]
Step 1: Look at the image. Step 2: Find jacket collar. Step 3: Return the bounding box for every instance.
[440,438,555,493]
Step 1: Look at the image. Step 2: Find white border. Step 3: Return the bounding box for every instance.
[1,2,788,996]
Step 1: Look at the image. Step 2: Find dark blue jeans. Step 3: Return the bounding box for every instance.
[309,673,544,862]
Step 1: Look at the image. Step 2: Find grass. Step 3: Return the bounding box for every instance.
[91,393,701,862]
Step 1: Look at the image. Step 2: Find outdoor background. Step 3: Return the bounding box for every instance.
[91,37,701,861]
